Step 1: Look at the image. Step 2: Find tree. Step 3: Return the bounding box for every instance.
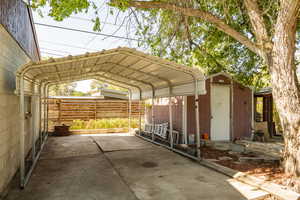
[90,80,128,92]
[90,80,105,92]
[32,0,300,189]
[49,82,77,96]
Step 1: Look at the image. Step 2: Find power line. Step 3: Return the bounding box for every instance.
[35,23,141,41]
[40,47,72,54]
[69,16,126,27]
[41,51,64,57]
[39,40,99,51]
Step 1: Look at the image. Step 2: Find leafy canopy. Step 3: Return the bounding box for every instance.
[32,0,297,89]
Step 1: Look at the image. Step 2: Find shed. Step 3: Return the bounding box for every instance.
[146,72,254,142]
[187,72,253,141]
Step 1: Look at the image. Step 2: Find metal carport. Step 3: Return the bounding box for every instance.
[15,47,206,188]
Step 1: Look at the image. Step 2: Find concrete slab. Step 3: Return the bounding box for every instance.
[105,146,251,200]
[227,179,270,200]
[5,154,137,200]
[40,135,100,159]
[4,135,269,200]
[91,135,155,152]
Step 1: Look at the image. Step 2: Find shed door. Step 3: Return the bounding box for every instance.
[211,85,230,141]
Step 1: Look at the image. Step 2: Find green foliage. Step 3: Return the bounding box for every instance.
[92,17,101,31]
[32,0,294,90]
[70,118,139,130]
[31,0,91,21]
[90,80,128,92]
[49,83,77,96]
[49,83,93,96]
[130,0,274,89]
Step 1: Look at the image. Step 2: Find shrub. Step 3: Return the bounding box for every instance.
[70,118,140,130]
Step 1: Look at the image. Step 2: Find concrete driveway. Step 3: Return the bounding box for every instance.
[4,134,265,200]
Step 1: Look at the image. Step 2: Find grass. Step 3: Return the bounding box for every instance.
[70,118,140,130]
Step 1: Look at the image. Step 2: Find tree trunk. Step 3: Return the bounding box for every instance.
[269,1,300,190]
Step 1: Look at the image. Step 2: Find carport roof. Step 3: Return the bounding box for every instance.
[16,47,205,99]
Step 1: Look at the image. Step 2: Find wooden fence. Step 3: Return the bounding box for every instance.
[47,97,145,126]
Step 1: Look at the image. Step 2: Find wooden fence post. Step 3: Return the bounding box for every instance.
[58,99,61,125]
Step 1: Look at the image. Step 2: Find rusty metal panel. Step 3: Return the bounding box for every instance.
[0,0,39,61]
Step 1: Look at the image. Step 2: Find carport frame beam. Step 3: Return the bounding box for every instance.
[195,80,201,159]
[169,96,174,149]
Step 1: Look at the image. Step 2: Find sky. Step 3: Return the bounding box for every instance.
[32,1,142,92]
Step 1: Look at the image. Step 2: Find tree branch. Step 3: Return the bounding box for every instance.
[244,0,272,51]
[117,0,261,56]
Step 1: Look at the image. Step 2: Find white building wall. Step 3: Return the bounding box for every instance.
[0,26,32,195]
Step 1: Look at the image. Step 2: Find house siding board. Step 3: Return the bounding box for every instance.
[0,0,39,61]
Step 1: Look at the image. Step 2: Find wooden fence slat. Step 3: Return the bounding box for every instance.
[47,97,145,129]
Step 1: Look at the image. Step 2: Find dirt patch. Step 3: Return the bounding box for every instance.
[201,146,288,187]
[141,161,158,168]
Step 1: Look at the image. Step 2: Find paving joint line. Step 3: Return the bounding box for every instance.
[90,137,140,200]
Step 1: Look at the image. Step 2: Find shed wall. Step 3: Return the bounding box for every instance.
[145,97,183,132]
[232,82,252,139]
[145,75,252,141]
[187,75,252,140]
[186,79,211,136]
